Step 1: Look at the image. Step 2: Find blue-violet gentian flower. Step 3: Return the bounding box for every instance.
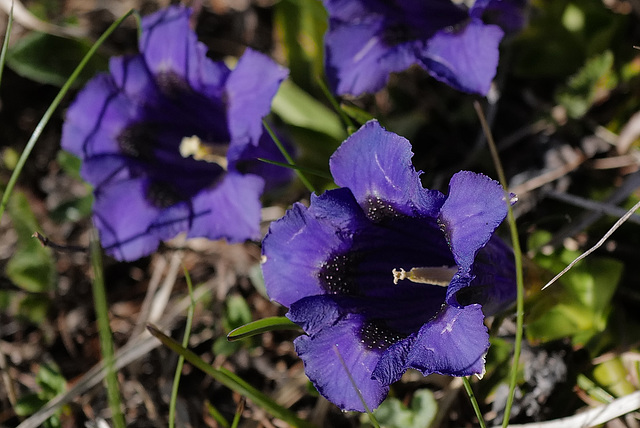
[262,120,516,411]
[61,6,289,261]
[323,0,527,96]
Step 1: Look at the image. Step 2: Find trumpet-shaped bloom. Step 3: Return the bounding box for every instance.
[323,0,526,96]
[262,121,516,411]
[62,6,289,260]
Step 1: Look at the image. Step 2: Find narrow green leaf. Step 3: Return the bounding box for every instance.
[272,79,346,141]
[227,317,300,342]
[0,0,14,87]
[340,103,375,126]
[147,325,316,428]
[257,158,332,180]
[90,229,125,428]
[7,32,108,87]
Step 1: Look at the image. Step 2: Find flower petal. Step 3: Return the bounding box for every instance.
[226,49,288,146]
[262,188,364,307]
[421,19,503,95]
[464,235,516,315]
[187,171,264,243]
[140,5,230,93]
[325,19,418,95]
[471,0,528,34]
[438,171,508,304]
[61,73,135,157]
[406,304,488,377]
[93,178,163,261]
[330,121,445,218]
[289,297,388,412]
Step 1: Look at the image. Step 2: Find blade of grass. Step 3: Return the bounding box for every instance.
[315,75,355,132]
[463,377,487,428]
[227,316,300,342]
[541,199,640,291]
[262,118,316,193]
[205,401,230,428]
[0,9,135,224]
[168,265,196,428]
[147,324,316,428]
[473,101,524,428]
[90,228,125,428]
[0,0,14,87]
[230,397,245,428]
[0,2,17,413]
[257,157,332,180]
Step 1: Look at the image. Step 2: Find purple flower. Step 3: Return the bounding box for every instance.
[62,6,289,261]
[323,0,525,96]
[262,120,516,411]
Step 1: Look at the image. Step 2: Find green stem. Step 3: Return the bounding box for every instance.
[262,118,316,193]
[90,229,126,428]
[473,101,524,428]
[315,75,355,131]
[168,266,196,428]
[0,0,14,88]
[256,158,332,180]
[0,9,135,224]
[463,377,487,428]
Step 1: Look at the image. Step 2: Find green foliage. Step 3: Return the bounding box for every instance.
[513,0,628,79]
[274,0,327,90]
[591,357,636,398]
[227,316,300,341]
[6,191,56,293]
[272,79,347,142]
[6,32,108,87]
[149,326,315,428]
[213,295,254,356]
[525,231,623,345]
[15,361,66,428]
[361,389,437,428]
[556,50,617,119]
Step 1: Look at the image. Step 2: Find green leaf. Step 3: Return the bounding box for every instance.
[592,358,636,398]
[148,325,316,428]
[272,79,347,141]
[274,0,327,90]
[340,103,376,126]
[224,295,252,331]
[6,32,108,87]
[362,389,437,428]
[36,362,66,398]
[525,230,623,345]
[228,316,300,342]
[556,50,617,118]
[6,191,56,293]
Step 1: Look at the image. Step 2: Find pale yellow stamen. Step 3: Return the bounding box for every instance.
[179,135,228,170]
[392,266,458,286]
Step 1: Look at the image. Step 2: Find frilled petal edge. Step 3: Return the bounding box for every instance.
[291,298,388,412]
[330,120,445,218]
[437,171,508,305]
[407,304,489,377]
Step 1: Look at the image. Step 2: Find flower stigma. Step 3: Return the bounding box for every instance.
[179,135,228,170]
[392,266,458,286]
